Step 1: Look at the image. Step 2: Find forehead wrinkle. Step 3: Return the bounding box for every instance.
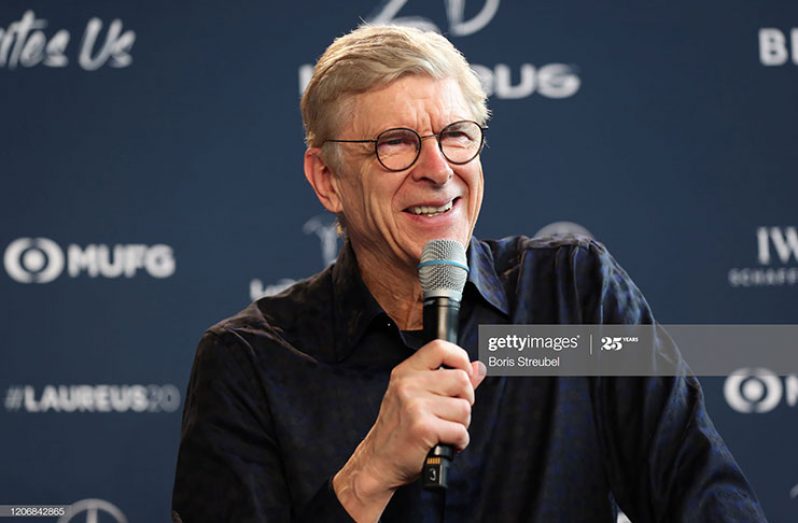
[349,77,472,138]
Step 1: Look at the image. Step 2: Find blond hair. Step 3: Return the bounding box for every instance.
[301,25,490,151]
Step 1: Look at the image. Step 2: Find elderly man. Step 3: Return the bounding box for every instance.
[172,25,766,522]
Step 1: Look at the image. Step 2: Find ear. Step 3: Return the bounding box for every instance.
[304,147,343,213]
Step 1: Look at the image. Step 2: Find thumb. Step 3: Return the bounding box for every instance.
[470,360,487,389]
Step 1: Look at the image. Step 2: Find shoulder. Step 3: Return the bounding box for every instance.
[478,233,620,289]
[200,266,334,363]
[479,233,610,271]
[478,234,652,324]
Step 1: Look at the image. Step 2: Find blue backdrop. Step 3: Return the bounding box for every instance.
[1,1,797,521]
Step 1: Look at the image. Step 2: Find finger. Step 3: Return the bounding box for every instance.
[430,418,470,452]
[409,414,471,452]
[425,396,472,427]
[416,368,475,404]
[412,340,472,374]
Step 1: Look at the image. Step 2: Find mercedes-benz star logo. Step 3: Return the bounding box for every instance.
[58,499,127,523]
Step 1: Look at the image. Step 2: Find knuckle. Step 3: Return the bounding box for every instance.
[405,398,425,418]
[451,399,471,427]
[457,398,472,420]
[454,369,470,388]
[458,427,470,449]
[423,339,440,350]
[389,366,403,381]
[431,340,448,356]
[440,340,459,355]
[409,418,432,440]
[393,380,413,401]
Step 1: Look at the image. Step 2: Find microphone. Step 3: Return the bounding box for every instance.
[418,239,469,490]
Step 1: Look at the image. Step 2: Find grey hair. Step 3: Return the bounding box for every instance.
[301,24,490,166]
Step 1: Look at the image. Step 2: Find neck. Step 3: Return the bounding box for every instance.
[350,244,424,331]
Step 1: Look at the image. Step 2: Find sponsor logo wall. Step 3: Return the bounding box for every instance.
[1,1,796,521]
[3,238,175,283]
[724,369,798,414]
[58,499,128,523]
[729,227,798,287]
[759,28,798,66]
[0,10,135,70]
[4,384,181,413]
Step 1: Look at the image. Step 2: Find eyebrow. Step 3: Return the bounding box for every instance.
[370,118,473,137]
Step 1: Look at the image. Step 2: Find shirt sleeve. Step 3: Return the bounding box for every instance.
[573,241,768,522]
[171,330,354,522]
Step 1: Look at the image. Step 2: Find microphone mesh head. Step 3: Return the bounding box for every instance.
[418,239,469,301]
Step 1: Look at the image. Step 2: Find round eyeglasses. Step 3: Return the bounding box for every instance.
[324,120,487,172]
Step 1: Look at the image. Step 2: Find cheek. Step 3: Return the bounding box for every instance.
[346,176,396,224]
[372,179,405,214]
[330,176,365,224]
[466,167,484,206]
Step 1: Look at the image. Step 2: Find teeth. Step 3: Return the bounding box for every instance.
[410,200,454,216]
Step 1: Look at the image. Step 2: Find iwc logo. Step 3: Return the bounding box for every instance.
[729,227,798,287]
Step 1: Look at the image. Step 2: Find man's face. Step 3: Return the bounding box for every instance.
[327,75,484,269]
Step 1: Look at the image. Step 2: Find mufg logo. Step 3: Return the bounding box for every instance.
[3,237,175,283]
[724,368,798,414]
[299,0,580,100]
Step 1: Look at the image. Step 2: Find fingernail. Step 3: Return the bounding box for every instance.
[475,361,487,378]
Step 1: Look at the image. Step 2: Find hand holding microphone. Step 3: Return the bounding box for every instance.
[417,239,471,489]
[332,240,483,519]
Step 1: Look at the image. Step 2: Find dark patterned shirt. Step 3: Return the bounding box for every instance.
[172,236,766,522]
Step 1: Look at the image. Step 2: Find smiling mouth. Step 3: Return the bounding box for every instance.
[406,198,458,216]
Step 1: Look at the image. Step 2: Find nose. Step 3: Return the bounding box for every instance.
[411,136,453,185]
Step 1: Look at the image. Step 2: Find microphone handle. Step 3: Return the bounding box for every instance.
[422,297,459,490]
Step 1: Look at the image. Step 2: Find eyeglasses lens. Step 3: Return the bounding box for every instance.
[376,122,482,171]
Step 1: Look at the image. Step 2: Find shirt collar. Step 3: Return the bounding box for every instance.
[330,236,510,361]
[465,236,511,317]
[331,240,386,362]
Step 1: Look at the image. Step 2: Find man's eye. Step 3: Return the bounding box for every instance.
[442,131,468,140]
[378,133,417,150]
[441,130,477,147]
